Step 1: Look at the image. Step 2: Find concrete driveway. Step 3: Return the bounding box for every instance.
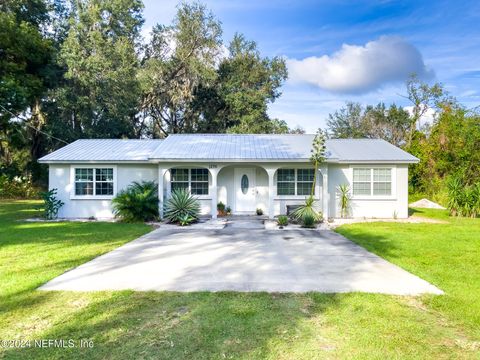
[40,226,443,295]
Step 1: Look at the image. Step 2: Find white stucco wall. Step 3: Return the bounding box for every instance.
[49,164,158,219]
[49,162,409,219]
[328,164,409,218]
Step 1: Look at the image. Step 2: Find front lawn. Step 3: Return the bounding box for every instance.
[336,208,480,340]
[0,201,478,359]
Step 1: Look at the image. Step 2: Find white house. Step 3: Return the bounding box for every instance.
[38,134,419,220]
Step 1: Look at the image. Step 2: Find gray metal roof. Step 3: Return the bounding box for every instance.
[39,135,419,163]
[38,139,163,162]
[326,139,419,163]
[149,134,324,160]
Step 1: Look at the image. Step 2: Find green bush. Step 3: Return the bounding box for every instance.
[40,188,64,219]
[0,174,39,199]
[164,188,200,224]
[112,181,159,222]
[277,215,288,226]
[256,208,263,215]
[291,195,322,223]
[447,177,480,218]
[302,214,316,228]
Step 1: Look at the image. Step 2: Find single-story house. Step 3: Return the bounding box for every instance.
[38,134,419,220]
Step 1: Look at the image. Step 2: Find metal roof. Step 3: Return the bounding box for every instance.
[38,135,419,163]
[326,139,419,163]
[38,139,163,162]
[149,134,326,160]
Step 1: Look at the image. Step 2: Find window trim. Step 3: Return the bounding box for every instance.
[276,168,317,197]
[350,166,396,199]
[170,168,209,196]
[70,165,117,200]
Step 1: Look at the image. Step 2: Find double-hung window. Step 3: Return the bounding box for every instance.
[277,169,315,196]
[297,169,314,195]
[171,168,209,195]
[74,168,114,196]
[352,168,392,196]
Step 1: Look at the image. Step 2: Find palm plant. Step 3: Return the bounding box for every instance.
[337,184,351,218]
[112,181,159,222]
[164,188,200,224]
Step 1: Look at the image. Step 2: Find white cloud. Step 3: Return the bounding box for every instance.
[286,36,434,94]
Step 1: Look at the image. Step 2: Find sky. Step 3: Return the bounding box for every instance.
[142,0,480,132]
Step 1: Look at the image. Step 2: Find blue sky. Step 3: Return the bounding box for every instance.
[143,0,480,132]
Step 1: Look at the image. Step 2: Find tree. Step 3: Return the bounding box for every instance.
[404,74,447,146]
[326,102,410,146]
[55,0,144,139]
[218,33,288,133]
[0,0,56,178]
[140,2,222,136]
[363,103,410,147]
[326,102,364,138]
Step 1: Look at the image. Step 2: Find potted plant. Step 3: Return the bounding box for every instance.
[256,208,263,216]
[225,206,232,216]
[217,201,226,216]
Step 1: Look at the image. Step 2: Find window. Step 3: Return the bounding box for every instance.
[171,168,209,195]
[191,168,209,195]
[352,168,392,196]
[373,168,392,195]
[277,168,315,196]
[352,168,371,195]
[74,168,114,196]
[297,169,314,195]
[277,169,295,195]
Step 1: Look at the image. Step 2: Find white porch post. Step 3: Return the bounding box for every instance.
[266,168,276,219]
[158,167,168,219]
[210,168,219,219]
[320,164,329,220]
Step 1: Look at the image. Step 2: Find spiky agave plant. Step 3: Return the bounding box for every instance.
[164,188,200,224]
[291,195,323,223]
[112,181,159,222]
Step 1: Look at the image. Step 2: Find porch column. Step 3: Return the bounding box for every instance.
[209,168,219,219]
[266,168,276,219]
[320,164,329,220]
[158,167,168,219]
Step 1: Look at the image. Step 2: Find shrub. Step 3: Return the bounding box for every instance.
[164,188,200,224]
[0,174,39,199]
[277,215,288,227]
[302,214,316,228]
[112,181,159,222]
[256,208,263,215]
[226,206,232,215]
[291,195,322,223]
[447,176,480,218]
[40,188,64,219]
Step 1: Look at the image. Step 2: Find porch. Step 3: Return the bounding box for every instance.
[157,163,330,219]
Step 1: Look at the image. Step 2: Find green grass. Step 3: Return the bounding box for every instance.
[0,200,479,359]
[336,207,480,340]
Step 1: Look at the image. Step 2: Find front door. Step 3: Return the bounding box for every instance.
[234,168,256,213]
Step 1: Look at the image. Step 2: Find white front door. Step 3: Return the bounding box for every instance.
[234,168,256,213]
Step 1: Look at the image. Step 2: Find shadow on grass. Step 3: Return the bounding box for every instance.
[335,228,400,259]
[4,291,342,359]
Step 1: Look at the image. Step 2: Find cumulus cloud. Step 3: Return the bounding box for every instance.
[287,36,434,94]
